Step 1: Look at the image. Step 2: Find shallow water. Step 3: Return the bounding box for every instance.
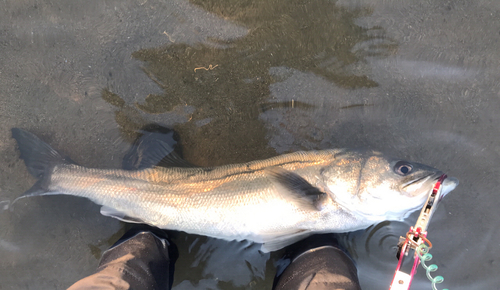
[1,0,500,289]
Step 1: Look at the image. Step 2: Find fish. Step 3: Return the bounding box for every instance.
[11,128,458,252]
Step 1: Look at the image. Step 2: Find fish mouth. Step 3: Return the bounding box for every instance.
[440,176,459,199]
[400,174,458,219]
[404,172,458,201]
[401,171,458,200]
[401,172,439,194]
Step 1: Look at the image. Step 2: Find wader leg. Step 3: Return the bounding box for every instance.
[68,225,178,290]
[273,234,361,290]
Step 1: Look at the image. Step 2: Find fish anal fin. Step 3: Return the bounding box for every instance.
[260,230,312,252]
[266,167,326,211]
[100,206,146,224]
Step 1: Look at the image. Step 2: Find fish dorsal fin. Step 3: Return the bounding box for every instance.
[122,125,195,170]
[266,167,326,211]
[100,206,146,224]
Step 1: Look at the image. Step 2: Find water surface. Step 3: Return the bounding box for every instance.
[1,0,500,289]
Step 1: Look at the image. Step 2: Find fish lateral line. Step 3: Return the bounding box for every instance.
[149,158,336,184]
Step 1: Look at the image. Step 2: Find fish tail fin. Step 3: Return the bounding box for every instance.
[11,128,70,200]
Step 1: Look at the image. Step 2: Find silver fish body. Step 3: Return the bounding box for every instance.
[12,129,458,251]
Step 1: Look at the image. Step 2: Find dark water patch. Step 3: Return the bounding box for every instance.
[102,0,397,166]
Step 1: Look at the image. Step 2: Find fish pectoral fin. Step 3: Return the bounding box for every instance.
[266,167,326,211]
[100,206,146,224]
[260,230,312,253]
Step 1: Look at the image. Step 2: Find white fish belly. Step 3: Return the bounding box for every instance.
[157,196,314,242]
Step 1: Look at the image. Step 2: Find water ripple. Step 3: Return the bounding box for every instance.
[340,220,416,287]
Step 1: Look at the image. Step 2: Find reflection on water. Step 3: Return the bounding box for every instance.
[103,0,396,166]
[170,233,275,289]
[340,219,427,287]
[342,221,409,263]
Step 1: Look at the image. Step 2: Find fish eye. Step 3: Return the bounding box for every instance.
[394,161,413,176]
